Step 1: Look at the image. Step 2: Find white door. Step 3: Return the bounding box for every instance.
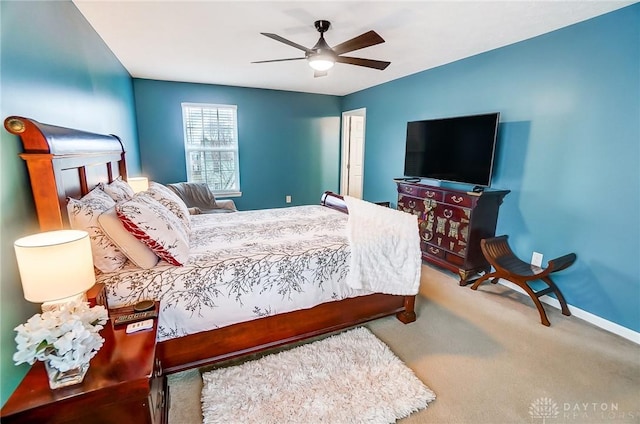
[340,109,366,199]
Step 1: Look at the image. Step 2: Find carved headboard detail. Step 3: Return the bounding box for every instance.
[4,116,128,231]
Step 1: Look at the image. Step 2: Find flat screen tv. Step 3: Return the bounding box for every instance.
[403,112,500,187]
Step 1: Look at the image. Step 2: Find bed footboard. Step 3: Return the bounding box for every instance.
[320,191,348,214]
[84,288,416,373]
[397,295,417,323]
[156,293,415,374]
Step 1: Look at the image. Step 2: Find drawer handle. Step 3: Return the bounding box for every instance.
[426,191,436,198]
[429,247,440,254]
[421,232,433,242]
[443,209,453,219]
[408,200,416,208]
[405,187,414,193]
[155,358,163,377]
[451,195,464,203]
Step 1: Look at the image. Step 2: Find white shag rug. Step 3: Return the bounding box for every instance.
[201,327,435,424]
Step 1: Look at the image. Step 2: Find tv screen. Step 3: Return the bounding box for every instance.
[403,112,500,187]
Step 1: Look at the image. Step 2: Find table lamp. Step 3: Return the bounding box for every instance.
[14,230,96,311]
[127,177,149,193]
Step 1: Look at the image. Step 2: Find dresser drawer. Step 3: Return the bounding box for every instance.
[442,191,474,208]
[423,241,465,267]
[422,242,445,259]
[398,195,424,216]
[445,251,465,266]
[397,183,418,196]
[422,188,442,201]
[398,184,443,201]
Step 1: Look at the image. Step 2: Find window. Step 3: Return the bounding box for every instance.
[181,103,240,196]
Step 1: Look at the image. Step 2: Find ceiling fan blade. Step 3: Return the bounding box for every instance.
[251,58,305,64]
[335,56,390,70]
[314,70,328,78]
[331,30,385,55]
[260,33,313,53]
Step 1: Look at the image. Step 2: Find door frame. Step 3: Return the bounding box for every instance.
[340,108,366,197]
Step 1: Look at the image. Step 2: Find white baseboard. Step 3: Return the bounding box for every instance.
[496,279,640,345]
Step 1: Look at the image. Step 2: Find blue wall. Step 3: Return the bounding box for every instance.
[133,79,342,210]
[343,4,640,332]
[1,1,638,409]
[0,1,140,406]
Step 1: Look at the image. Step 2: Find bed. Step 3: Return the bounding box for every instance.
[5,115,418,374]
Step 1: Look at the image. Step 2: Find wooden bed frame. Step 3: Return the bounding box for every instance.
[5,116,417,374]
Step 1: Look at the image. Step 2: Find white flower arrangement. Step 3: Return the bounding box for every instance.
[13,300,108,372]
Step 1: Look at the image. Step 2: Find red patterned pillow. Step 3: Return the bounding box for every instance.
[145,182,191,233]
[116,194,189,266]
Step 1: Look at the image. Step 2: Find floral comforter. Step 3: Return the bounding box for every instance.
[97,205,371,341]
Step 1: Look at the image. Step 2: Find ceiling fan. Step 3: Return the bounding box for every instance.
[252,20,390,77]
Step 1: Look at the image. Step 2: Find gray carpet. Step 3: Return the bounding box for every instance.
[168,264,640,423]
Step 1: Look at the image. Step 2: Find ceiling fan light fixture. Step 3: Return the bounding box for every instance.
[308,54,335,71]
[256,20,389,74]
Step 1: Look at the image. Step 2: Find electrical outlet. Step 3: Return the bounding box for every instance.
[285,195,291,203]
[531,252,543,267]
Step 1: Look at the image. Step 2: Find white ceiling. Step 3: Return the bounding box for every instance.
[73,1,635,96]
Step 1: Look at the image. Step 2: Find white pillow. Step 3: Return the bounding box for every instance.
[100,178,135,202]
[98,207,159,269]
[145,182,191,233]
[116,194,190,266]
[67,188,127,273]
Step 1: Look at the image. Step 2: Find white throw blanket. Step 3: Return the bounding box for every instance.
[343,196,421,295]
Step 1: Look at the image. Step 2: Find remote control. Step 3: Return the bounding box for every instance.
[126,319,154,334]
[113,310,157,326]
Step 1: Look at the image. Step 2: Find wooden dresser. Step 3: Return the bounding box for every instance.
[396,181,509,285]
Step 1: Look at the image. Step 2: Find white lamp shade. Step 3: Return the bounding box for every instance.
[127,177,149,193]
[14,230,96,303]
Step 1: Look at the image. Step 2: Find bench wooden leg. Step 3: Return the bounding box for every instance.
[542,277,571,317]
[521,283,552,327]
[470,272,497,290]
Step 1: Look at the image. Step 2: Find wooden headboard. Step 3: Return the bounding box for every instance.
[4,116,128,231]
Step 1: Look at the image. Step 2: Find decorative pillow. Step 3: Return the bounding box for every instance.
[116,194,190,266]
[145,182,191,232]
[98,207,159,269]
[100,177,135,202]
[67,187,128,273]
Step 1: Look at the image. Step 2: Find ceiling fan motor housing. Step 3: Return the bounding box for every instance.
[314,20,331,33]
[309,20,334,59]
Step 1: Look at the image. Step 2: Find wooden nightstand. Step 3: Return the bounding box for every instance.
[0,302,168,424]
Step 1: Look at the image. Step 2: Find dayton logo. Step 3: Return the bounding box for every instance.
[530,397,560,423]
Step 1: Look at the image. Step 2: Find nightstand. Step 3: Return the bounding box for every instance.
[0,302,167,424]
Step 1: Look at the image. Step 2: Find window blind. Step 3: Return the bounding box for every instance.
[182,103,240,194]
